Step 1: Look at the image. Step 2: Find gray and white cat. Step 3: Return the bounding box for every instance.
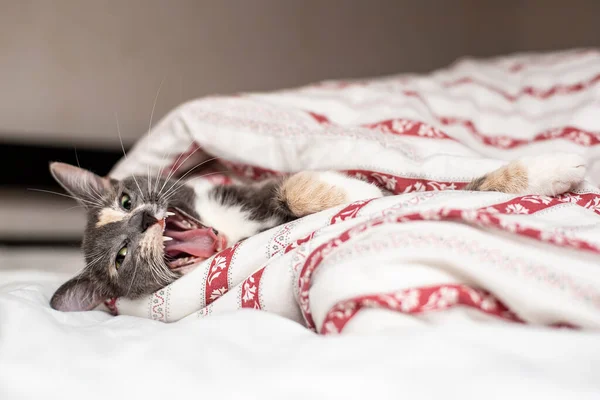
[48,153,586,312]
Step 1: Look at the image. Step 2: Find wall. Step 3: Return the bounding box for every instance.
[0,0,598,149]
[0,0,473,148]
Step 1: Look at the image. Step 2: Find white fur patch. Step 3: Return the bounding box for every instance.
[519,153,586,196]
[194,192,277,245]
[138,224,163,259]
[317,172,384,201]
[96,208,127,227]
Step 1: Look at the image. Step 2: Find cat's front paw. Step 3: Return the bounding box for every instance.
[521,153,586,196]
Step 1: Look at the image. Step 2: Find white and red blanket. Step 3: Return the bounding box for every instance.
[108,49,600,333]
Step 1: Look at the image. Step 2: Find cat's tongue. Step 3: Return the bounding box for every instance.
[164,228,217,259]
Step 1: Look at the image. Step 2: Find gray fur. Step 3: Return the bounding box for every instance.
[464,175,487,191]
[48,160,515,312]
[48,163,294,312]
[50,163,199,311]
[210,180,295,224]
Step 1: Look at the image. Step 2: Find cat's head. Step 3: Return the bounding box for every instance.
[48,162,223,312]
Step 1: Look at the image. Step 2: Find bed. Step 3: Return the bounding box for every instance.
[2,49,600,399]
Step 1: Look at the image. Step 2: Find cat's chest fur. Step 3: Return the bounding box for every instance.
[188,180,285,246]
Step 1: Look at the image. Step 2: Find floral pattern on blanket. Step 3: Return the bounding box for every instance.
[108,49,600,333]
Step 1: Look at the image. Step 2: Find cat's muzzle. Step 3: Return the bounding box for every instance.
[161,207,227,272]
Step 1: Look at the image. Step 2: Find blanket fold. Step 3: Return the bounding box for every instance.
[106,49,600,333]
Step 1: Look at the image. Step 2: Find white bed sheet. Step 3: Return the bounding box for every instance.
[4,48,600,399]
[1,248,600,399]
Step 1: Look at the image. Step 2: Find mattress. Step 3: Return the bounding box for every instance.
[2,49,600,399]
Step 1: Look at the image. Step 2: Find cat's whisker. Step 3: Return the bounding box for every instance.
[115,111,144,199]
[151,243,178,285]
[154,130,198,188]
[147,78,164,135]
[156,261,178,285]
[147,165,154,201]
[74,146,81,168]
[153,148,172,197]
[84,184,108,206]
[157,146,212,198]
[28,188,103,208]
[72,254,104,286]
[66,146,104,219]
[58,205,86,213]
[161,164,225,200]
[159,155,220,199]
[150,264,167,285]
[146,78,165,197]
[155,136,198,197]
[146,249,173,287]
[152,131,189,198]
[152,144,173,196]
[125,256,140,297]
[156,136,196,185]
[163,170,230,200]
[69,146,107,213]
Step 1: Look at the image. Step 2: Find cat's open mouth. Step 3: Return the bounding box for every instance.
[162,207,226,271]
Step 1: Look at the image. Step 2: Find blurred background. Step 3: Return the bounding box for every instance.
[1,0,600,247]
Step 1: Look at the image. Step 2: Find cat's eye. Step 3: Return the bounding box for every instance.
[115,246,128,270]
[120,193,132,210]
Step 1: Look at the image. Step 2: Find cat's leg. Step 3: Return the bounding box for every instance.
[276,171,383,217]
[465,153,586,196]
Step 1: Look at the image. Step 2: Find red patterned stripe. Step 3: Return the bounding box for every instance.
[440,119,600,149]
[401,90,600,149]
[283,200,376,254]
[365,119,455,141]
[307,111,331,124]
[297,205,600,330]
[483,193,600,216]
[212,161,467,197]
[205,243,240,305]
[369,113,600,148]
[329,199,375,224]
[303,93,600,149]
[284,232,315,254]
[399,208,600,253]
[344,170,465,194]
[176,156,600,214]
[151,289,166,320]
[219,160,284,181]
[320,284,524,334]
[240,268,265,309]
[298,219,387,329]
[443,73,600,101]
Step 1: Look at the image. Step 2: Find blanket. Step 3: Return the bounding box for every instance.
[107,49,600,333]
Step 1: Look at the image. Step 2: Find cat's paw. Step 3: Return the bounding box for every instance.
[280,171,383,217]
[520,153,586,196]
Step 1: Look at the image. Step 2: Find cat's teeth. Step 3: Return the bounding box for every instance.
[166,212,175,217]
[163,236,173,242]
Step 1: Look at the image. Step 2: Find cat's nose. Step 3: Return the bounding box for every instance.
[141,210,158,232]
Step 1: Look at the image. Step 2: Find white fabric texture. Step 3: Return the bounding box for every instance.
[107,48,600,333]
[2,49,600,399]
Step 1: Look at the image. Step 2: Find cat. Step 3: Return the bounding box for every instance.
[48,153,586,312]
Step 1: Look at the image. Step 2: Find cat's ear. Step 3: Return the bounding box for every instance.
[49,162,112,207]
[50,275,104,312]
